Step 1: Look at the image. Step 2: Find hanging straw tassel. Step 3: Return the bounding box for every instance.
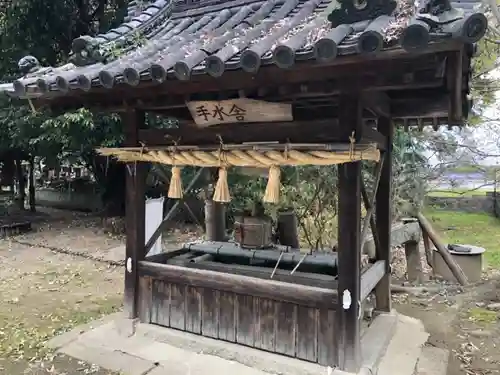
[213,167,231,203]
[168,166,183,199]
[263,165,281,204]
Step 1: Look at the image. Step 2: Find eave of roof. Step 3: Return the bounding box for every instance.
[0,0,487,103]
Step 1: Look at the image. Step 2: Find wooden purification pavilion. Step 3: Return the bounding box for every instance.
[0,0,487,371]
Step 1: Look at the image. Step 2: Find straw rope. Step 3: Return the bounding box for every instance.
[97,146,380,167]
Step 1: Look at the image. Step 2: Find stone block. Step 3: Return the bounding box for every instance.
[115,316,139,337]
[61,341,156,375]
[47,312,123,350]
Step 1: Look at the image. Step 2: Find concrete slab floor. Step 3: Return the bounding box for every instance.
[47,311,425,375]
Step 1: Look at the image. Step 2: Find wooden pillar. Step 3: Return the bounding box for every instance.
[277,209,300,248]
[205,200,226,241]
[15,158,25,210]
[28,157,36,212]
[204,169,226,241]
[337,94,362,373]
[374,116,393,312]
[123,109,147,319]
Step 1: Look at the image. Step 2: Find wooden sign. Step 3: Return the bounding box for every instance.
[186,98,293,127]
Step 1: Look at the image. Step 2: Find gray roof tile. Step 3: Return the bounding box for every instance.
[2,0,488,99]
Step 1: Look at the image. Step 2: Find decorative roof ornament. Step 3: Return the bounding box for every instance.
[70,35,104,66]
[18,56,41,75]
[327,0,398,27]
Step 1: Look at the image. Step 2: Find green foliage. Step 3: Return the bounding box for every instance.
[469,39,500,120]
[0,0,130,170]
[100,31,147,61]
[220,127,427,248]
[424,208,500,268]
[0,0,127,75]
[391,129,429,214]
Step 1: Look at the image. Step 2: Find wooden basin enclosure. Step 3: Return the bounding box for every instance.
[137,250,339,366]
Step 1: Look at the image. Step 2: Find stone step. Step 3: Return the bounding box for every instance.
[376,314,429,375]
[415,346,449,375]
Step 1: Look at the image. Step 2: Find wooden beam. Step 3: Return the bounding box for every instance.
[144,248,190,263]
[123,108,147,319]
[138,276,152,323]
[337,93,362,373]
[361,181,381,259]
[138,121,386,149]
[360,260,386,301]
[362,92,390,118]
[417,212,468,285]
[447,49,464,125]
[138,261,337,309]
[360,153,385,250]
[144,167,205,253]
[391,94,449,118]
[166,257,338,290]
[41,52,451,113]
[374,116,393,313]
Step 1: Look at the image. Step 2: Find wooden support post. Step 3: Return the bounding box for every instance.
[422,229,433,268]
[123,109,147,320]
[360,153,385,250]
[417,212,468,285]
[277,209,300,248]
[15,158,25,210]
[204,169,226,241]
[28,157,36,212]
[374,116,393,312]
[205,200,226,241]
[337,94,362,373]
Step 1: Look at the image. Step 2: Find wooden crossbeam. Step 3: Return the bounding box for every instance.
[360,153,385,251]
[362,92,390,118]
[360,260,386,301]
[144,167,205,254]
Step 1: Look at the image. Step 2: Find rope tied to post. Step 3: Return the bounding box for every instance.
[97,141,381,204]
[263,142,288,204]
[348,131,356,161]
[213,135,230,203]
[168,141,183,199]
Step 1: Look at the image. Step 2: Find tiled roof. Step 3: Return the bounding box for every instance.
[1,0,487,99]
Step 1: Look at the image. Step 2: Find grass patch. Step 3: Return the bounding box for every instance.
[467,307,498,325]
[424,208,500,268]
[0,296,122,362]
[426,189,491,197]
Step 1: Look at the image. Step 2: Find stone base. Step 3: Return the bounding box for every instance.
[46,310,420,375]
[114,316,139,337]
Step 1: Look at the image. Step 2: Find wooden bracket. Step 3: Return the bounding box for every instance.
[362,92,391,118]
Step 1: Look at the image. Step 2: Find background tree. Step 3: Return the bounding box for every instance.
[0,0,130,213]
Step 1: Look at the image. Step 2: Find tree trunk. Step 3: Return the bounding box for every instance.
[28,157,36,212]
[87,154,127,217]
[15,159,25,210]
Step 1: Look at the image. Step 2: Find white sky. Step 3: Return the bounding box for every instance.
[470,69,500,166]
[426,70,500,167]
